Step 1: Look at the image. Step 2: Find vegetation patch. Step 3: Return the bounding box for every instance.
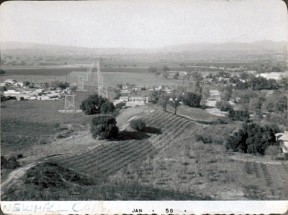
[25,162,95,189]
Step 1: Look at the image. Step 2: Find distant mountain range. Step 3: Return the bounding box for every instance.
[1,40,286,57]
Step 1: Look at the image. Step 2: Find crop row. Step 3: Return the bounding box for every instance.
[54,109,196,180]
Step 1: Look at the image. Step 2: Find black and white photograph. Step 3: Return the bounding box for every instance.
[0,0,287,211]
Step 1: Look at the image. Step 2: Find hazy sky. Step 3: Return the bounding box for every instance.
[0,0,287,49]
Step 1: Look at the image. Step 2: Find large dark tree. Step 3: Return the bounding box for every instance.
[182,92,202,108]
[225,122,280,155]
[170,91,181,114]
[158,95,169,112]
[80,94,109,115]
[100,101,115,114]
[216,101,233,112]
[90,115,119,140]
[130,118,146,131]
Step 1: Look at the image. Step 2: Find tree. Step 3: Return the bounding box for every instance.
[90,115,119,140]
[23,81,30,87]
[69,84,78,92]
[216,101,233,112]
[130,118,146,131]
[80,94,109,115]
[182,92,202,108]
[200,85,210,109]
[228,109,250,121]
[100,101,115,114]
[158,95,169,111]
[163,65,170,72]
[225,122,279,155]
[191,71,203,82]
[174,71,180,80]
[149,90,162,104]
[170,91,181,114]
[115,102,126,110]
[0,70,6,75]
[239,72,249,80]
[221,87,232,101]
[163,71,169,79]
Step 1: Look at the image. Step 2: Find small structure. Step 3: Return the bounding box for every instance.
[275,131,288,159]
[257,72,283,80]
[126,96,148,107]
[4,79,17,85]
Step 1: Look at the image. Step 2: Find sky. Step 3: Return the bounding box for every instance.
[0,0,287,49]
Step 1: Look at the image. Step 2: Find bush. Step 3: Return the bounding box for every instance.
[17,154,24,159]
[182,92,202,108]
[195,134,212,144]
[100,101,115,114]
[50,81,69,89]
[228,109,250,121]
[216,100,233,111]
[116,102,126,110]
[2,156,20,169]
[80,94,109,115]
[90,115,119,140]
[130,118,146,131]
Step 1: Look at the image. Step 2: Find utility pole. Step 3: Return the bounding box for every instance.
[64,94,76,112]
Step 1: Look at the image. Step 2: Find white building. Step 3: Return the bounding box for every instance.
[4,79,17,85]
[257,72,283,80]
[276,131,288,157]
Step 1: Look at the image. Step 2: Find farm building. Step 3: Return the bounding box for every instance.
[166,71,187,79]
[3,89,20,97]
[257,72,284,80]
[276,131,288,159]
[126,96,148,107]
[114,96,148,107]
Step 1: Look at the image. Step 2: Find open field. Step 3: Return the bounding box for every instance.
[2,68,186,87]
[1,91,93,154]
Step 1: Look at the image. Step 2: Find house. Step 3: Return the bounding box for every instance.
[17,82,24,87]
[3,89,20,97]
[257,72,282,80]
[126,96,148,107]
[120,89,130,94]
[4,79,17,85]
[275,131,288,159]
[119,96,129,102]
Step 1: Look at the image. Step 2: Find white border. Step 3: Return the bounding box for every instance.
[1,201,288,214]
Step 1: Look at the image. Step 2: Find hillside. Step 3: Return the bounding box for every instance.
[1,40,286,58]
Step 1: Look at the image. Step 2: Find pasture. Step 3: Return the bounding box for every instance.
[3,66,191,87]
[1,91,93,155]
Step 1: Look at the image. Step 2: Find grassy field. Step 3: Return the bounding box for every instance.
[2,66,190,87]
[1,91,94,155]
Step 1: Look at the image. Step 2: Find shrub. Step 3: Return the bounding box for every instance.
[17,154,24,159]
[228,109,250,121]
[100,101,115,114]
[182,92,202,108]
[116,102,126,110]
[195,134,212,144]
[90,115,119,140]
[130,118,146,131]
[216,100,233,111]
[80,94,109,115]
[2,156,20,169]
